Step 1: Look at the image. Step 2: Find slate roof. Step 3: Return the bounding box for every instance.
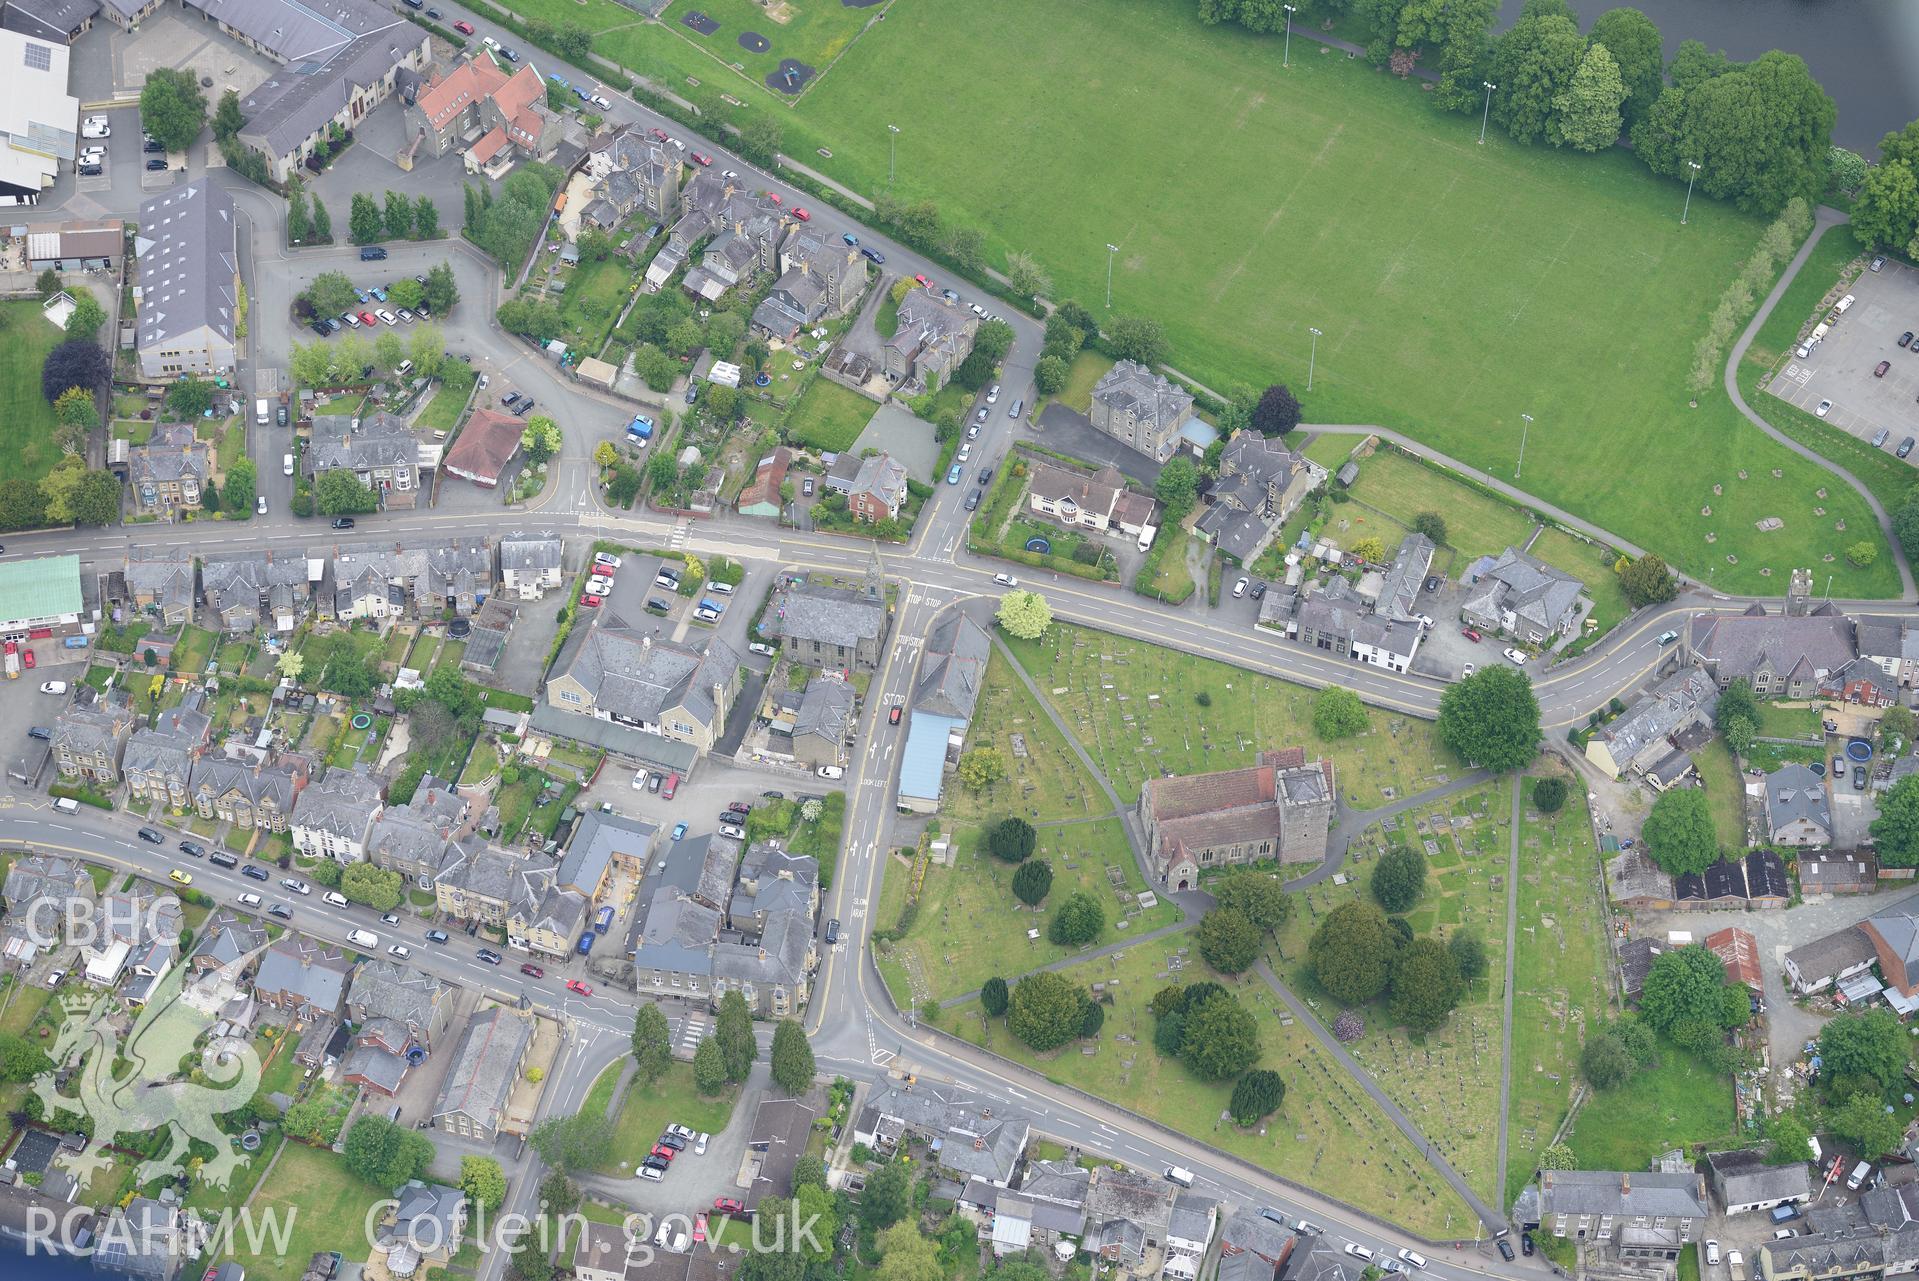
[135,180,236,356]
[291,766,382,843]
[563,810,656,897]
[307,412,417,476]
[3,0,100,42]
[190,754,301,812]
[1537,1169,1707,1220]
[914,612,990,720]
[793,679,854,748]
[1374,532,1434,621]
[556,623,740,731]
[499,532,562,575]
[760,580,886,651]
[1706,1147,1811,1205]
[1688,605,1855,686]
[1092,359,1193,435]
[434,1006,532,1127]
[1464,545,1584,633]
[346,957,446,1033]
[254,935,350,1013]
[230,0,419,156]
[189,908,268,971]
[123,689,210,781]
[200,549,309,622]
[1765,763,1832,841]
[325,538,492,616]
[123,552,195,615]
[1595,668,1718,769]
[340,1044,408,1093]
[1220,1213,1294,1263]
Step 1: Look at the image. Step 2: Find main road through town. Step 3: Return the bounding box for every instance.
[24,9,1919,1272]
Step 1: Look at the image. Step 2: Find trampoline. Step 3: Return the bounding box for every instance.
[1847,738,1874,763]
[351,713,373,730]
[1024,537,1052,554]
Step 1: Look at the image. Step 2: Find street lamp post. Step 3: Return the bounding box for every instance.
[1478,81,1497,144]
[886,124,899,187]
[1517,412,1533,480]
[1282,3,1297,67]
[1105,242,1120,309]
[1680,160,1702,224]
[1307,326,1322,392]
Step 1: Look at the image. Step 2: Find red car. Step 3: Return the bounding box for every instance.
[565,979,592,995]
[690,151,712,167]
[520,963,544,978]
[714,1198,745,1216]
[581,594,604,607]
[452,19,473,33]
[913,274,930,288]
[650,1144,677,1162]
[791,207,810,222]
[889,705,903,725]
[1877,360,1893,378]
[649,127,668,142]
[663,771,680,800]
[1460,627,1482,643]
[766,192,781,205]
[21,648,33,669]
[359,311,378,327]
[693,1214,707,1244]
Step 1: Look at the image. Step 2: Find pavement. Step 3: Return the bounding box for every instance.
[18,4,1919,1274]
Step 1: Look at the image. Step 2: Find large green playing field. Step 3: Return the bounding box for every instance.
[739,0,1883,594]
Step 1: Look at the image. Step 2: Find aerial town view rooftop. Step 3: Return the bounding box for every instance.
[3,3,1919,1281]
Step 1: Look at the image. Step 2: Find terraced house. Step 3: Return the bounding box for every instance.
[123,689,211,812]
[497,532,564,600]
[321,538,493,622]
[289,766,383,863]
[882,289,977,391]
[122,552,194,627]
[188,754,306,831]
[306,413,420,510]
[368,776,470,885]
[199,549,311,634]
[252,934,351,1024]
[579,124,682,231]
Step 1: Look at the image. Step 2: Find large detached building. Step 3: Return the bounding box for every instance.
[212,0,430,183]
[1138,749,1334,889]
[0,27,78,204]
[0,553,83,636]
[134,180,238,377]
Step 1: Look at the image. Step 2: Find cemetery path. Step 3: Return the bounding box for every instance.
[1298,768,1496,890]
[1495,773,1522,1221]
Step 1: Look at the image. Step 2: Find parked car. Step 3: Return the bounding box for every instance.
[137,827,165,844]
[241,864,269,881]
[791,207,810,221]
[178,840,205,858]
[1875,428,1892,447]
[477,948,503,964]
[376,309,398,325]
[426,929,450,944]
[1503,647,1527,664]
[691,152,713,166]
[861,247,885,265]
[520,963,545,978]
[1461,627,1482,642]
[1855,765,1870,791]
[168,869,193,886]
[452,18,473,31]
[331,517,355,530]
[657,1133,685,1151]
[946,464,963,485]
[993,573,1018,587]
[594,553,622,569]
[268,903,292,920]
[1817,399,1833,417]
[280,878,311,895]
[1901,436,1916,459]
[1877,360,1892,377]
[39,681,66,695]
[663,772,680,800]
[1232,576,1249,598]
[566,979,593,995]
[360,245,387,261]
[639,1165,665,1182]
[1901,332,1914,348]
[714,1198,745,1215]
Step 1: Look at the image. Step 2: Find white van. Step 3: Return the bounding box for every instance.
[396,359,414,378]
[283,453,295,476]
[237,892,263,908]
[323,891,349,908]
[255,398,271,425]
[1849,1160,1873,1190]
[52,796,80,815]
[1163,1166,1194,1188]
[346,928,379,949]
[1835,293,1856,315]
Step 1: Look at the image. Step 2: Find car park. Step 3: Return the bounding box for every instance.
[1901,437,1917,459]
[145,156,168,171]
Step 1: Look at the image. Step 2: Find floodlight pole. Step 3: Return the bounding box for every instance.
[1681,160,1702,224]
[1479,82,1497,144]
[887,124,899,187]
[1282,4,1297,67]
[1307,327,1322,392]
[1105,243,1120,309]
[1518,413,1533,480]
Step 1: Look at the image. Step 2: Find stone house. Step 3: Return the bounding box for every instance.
[882,290,977,390]
[199,550,310,634]
[402,57,555,173]
[757,577,887,672]
[1765,764,1832,847]
[546,624,742,755]
[1585,668,1717,780]
[498,532,564,600]
[127,424,210,514]
[1027,460,1158,541]
[1685,602,1855,699]
[824,451,908,524]
[1195,434,1321,564]
[1088,360,1193,462]
[123,552,194,627]
[290,766,383,863]
[123,689,211,811]
[432,1006,534,1141]
[306,413,420,510]
[187,754,305,831]
[53,698,136,786]
[1461,547,1588,645]
[253,935,351,1023]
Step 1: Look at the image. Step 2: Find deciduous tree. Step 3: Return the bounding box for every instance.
[42,340,110,404]
[995,589,1051,639]
[1449,929,1489,981]
[460,1156,507,1211]
[1588,8,1666,128]
[140,68,206,151]
[957,748,1007,791]
[528,1112,610,1174]
[1490,12,1585,144]
[344,1116,433,1187]
[1251,383,1302,436]
[1819,1010,1908,1091]
[1831,1090,1905,1157]
[1552,41,1627,151]
[1106,314,1168,367]
[1640,944,1732,1037]
[1642,786,1718,876]
[1437,665,1540,772]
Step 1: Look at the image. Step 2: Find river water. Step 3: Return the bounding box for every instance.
[1497,0,1919,154]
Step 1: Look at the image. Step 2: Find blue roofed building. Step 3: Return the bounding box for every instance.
[898,713,966,816]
